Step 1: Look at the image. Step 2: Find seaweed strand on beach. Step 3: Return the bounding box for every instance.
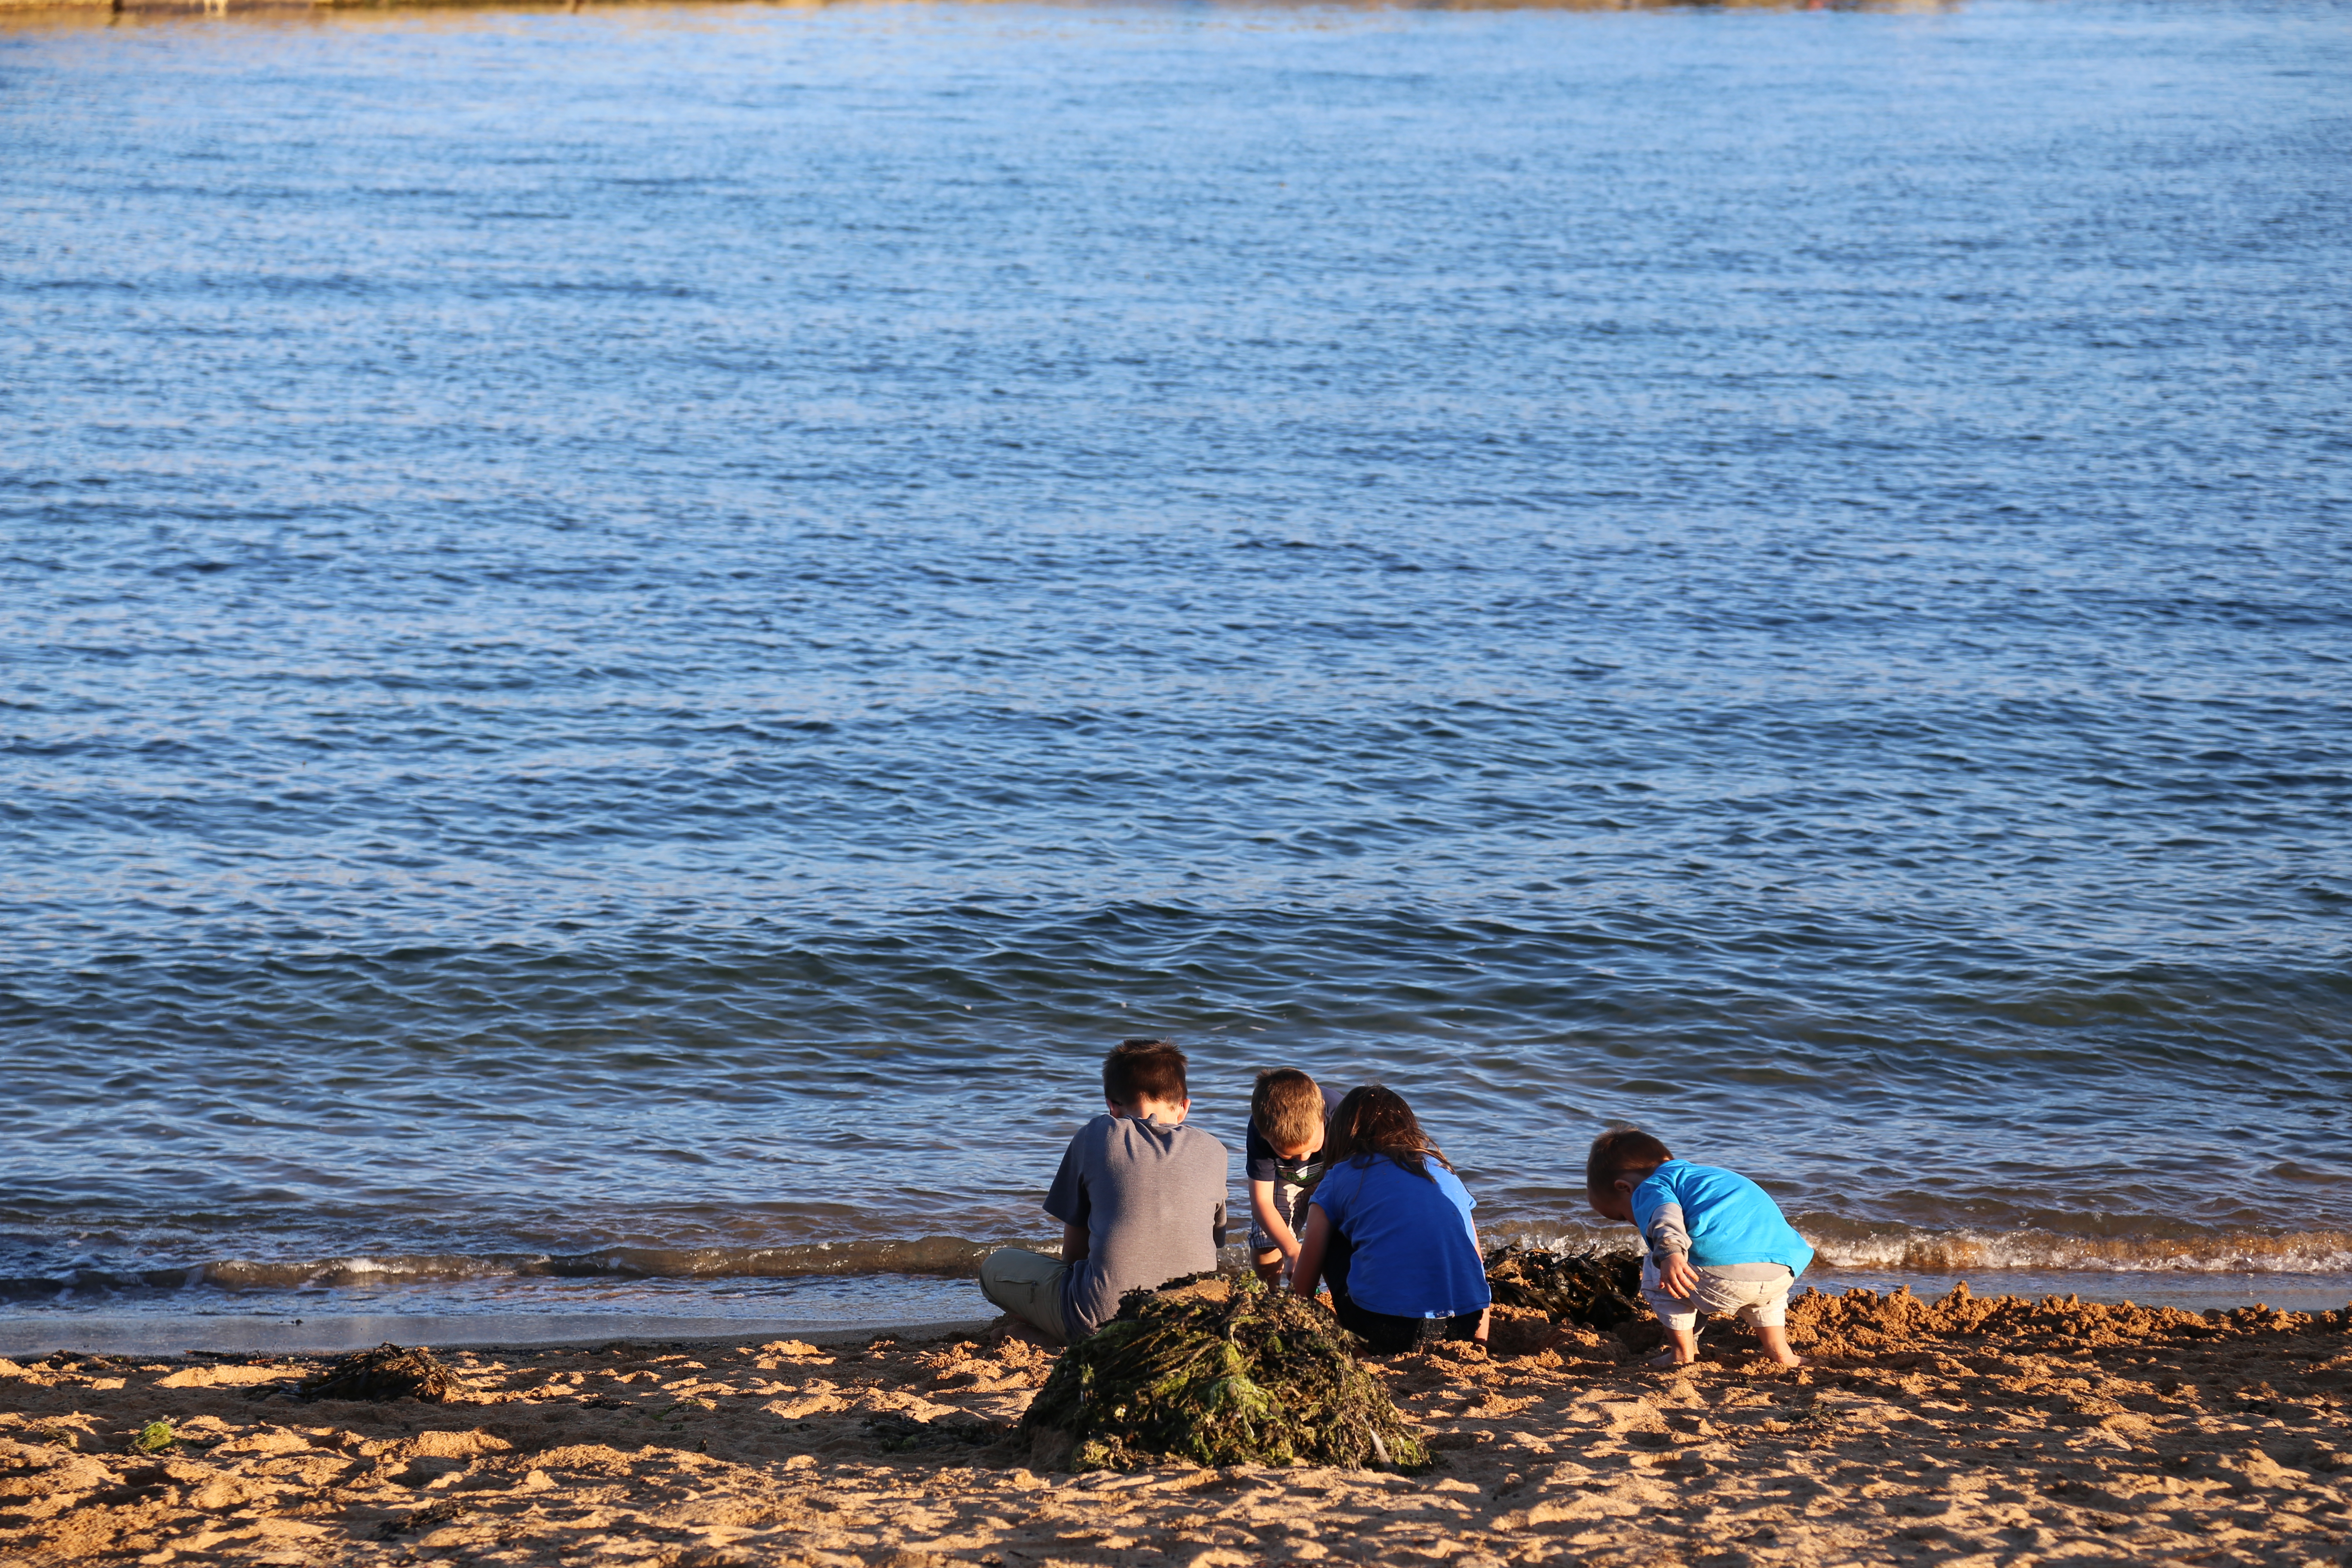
[1482,1242,1645,1329]
[1020,1277,1427,1472]
[294,1343,468,1403]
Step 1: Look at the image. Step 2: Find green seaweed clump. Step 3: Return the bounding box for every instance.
[1484,1242,1645,1329]
[132,1420,176,1454]
[1021,1278,1427,1473]
[296,1343,467,1403]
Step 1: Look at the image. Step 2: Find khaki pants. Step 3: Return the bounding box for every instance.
[979,1247,1070,1344]
[1641,1257,1795,1333]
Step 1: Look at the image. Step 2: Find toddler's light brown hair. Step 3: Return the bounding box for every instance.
[1585,1127,1673,1206]
[1251,1068,1326,1154]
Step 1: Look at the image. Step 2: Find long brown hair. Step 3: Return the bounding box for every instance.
[1323,1085,1451,1183]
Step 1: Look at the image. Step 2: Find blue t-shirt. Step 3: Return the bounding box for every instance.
[1309,1154,1492,1320]
[1629,1160,1814,1277]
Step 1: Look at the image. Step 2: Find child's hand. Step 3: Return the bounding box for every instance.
[1657,1253,1699,1301]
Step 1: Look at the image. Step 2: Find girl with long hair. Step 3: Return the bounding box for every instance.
[1289,1084,1491,1353]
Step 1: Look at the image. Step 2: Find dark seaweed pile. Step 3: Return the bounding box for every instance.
[295,1343,468,1403]
[1484,1243,1645,1329]
[866,1411,1004,1453]
[1022,1280,1428,1472]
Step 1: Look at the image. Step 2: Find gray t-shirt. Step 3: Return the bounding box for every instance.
[1044,1112,1229,1340]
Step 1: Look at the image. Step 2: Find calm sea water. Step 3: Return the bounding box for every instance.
[3,0,2348,1330]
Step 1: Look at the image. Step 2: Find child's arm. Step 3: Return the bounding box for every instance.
[1288,1207,1333,1300]
[1468,1221,1491,1348]
[1644,1202,1697,1298]
[1247,1179,1298,1262]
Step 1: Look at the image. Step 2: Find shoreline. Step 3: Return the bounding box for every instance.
[4,1268,2346,1358]
[0,1314,1001,1360]
[5,1285,2346,1566]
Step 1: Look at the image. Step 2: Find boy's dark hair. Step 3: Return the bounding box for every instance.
[1251,1069,1326,1152]
[1104,1038,1188,1108]
[1586,1128,1674,1200]
[1324,1084,1451,1182]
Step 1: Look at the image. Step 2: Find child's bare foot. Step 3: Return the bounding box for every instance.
[1754,1327,1803,1367]
[1649,1325,1701,1369]
[987,1314,1063,1353]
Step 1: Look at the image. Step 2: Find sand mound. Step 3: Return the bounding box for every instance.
[1789,1280,2352,1359]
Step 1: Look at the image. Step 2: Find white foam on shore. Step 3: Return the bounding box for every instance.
[1489,1223,2352,1277]
[1807,1229,2352,1277]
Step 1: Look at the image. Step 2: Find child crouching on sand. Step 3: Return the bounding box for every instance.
[1244,1068,1344,1286]
[1586,1128,1812,1368]
[1292,1086,1491,1354]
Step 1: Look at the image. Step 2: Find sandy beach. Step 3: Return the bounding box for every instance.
[3,1284,2346,1567]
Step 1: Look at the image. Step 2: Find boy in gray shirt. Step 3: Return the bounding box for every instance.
[980,1038,1229,1344]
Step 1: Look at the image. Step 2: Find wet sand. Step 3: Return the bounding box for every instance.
[3,1286,2346,1567]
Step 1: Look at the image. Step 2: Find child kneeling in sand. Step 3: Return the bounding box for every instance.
[1586,1128,1812,1368]
[1291,1086,1491,1354]
[1244,1067,1344,1286]
[978,1038,1229,1346]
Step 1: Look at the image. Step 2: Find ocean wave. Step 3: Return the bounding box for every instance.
[1807,1228,2352,1278]
[4,1225,2348,1304]
[1495,1223,2352,1278]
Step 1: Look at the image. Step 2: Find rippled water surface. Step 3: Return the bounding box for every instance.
[3,0,2348,1323]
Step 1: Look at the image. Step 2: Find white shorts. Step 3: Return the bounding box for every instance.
[1640,1257,1795,1332]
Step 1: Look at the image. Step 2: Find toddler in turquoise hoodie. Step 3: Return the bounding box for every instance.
[1586,1128,1812,1368]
